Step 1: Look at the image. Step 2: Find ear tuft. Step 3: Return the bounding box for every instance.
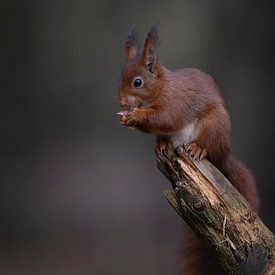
[146,25,160,48]
[125,27,138,60]
[142,25,160,72]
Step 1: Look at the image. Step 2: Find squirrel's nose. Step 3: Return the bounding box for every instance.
[120,98,129,108]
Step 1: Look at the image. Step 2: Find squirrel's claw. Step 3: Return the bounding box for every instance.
[155,140,173,157]
[187,142,207,161]
[200,148,207,160]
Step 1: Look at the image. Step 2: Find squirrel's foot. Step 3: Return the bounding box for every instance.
[155,140,173,157]
[187,142,207,160]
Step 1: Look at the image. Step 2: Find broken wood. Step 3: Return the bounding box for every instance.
[157,147,275,274]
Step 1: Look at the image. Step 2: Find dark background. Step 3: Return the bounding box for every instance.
[1,0,275,274]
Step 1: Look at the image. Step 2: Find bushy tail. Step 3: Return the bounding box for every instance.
[180,225,226,275]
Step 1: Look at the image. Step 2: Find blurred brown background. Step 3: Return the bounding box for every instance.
[1,0,275,274]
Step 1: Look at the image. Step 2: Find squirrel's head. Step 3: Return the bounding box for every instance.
[119,26,163,110]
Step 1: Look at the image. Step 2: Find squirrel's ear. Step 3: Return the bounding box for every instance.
[125,28,138,61]
[142,25,160,72]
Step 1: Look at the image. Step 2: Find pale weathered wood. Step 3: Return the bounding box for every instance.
[158,146,275,274]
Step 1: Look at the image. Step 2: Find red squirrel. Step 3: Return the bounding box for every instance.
[118,26,259,274]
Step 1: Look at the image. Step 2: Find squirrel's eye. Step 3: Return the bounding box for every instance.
[133,78,143,88]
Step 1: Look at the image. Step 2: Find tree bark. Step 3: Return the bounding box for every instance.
[157,146,275,275]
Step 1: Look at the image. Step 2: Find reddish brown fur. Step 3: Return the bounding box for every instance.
[118,26,259,274]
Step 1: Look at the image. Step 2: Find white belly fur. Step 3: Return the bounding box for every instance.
[169,119,200,148]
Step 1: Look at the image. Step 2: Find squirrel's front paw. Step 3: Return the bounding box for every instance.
[187,142,207,160]
[118,109,141,129]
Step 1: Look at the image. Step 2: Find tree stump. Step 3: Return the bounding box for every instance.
[157,146,275,274]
